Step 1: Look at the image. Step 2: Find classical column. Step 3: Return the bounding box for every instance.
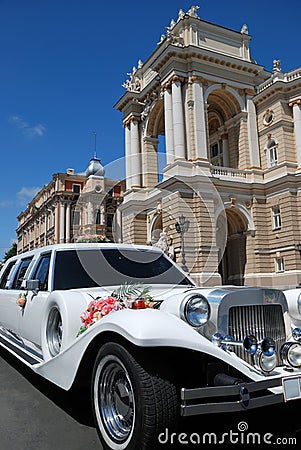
[124,122,131,190]
[65,202,71,243]
[246,95,261,168]
[87,201,94,226]
[130,117,142,187]
[171,76,186,159]
[290,99,301,168]
[191,77,208,160]
[100,204,105,226]
[55,202,60,244]
[27,228,31,251]
[59,202,65,243]
[221,133,230,167]
[44,212,48,246]
[142,136,159,187]
[163,85,175,164]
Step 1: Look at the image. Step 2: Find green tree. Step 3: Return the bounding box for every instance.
[3,242,17,262]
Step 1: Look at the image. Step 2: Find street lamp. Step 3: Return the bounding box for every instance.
[175,214,189,272]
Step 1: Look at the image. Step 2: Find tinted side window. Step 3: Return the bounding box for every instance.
[12,258,33,289]
[0,261,16,289]
[32,254,51,291]
[54,251,99,290]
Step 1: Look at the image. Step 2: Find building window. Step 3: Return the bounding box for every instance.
[272,206,281,230]
[72,210,80,226]
[72,184,81,194]
[114,185,121,196]
[95,209,101,225]
[210,142,223,166]
[275,257,284,273]
[266,134,278,168]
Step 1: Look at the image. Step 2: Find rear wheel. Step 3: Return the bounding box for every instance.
[91,342,178,450]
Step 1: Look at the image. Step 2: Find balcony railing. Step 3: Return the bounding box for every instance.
[257,67,301,93]
[210,165,247,179]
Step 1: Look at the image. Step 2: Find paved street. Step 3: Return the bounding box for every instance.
[1,345,301,449]
[0,347,102,450]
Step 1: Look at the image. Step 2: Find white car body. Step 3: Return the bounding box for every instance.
[1,243,301,449]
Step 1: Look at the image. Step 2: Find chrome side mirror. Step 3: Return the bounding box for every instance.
[26,279,40,294]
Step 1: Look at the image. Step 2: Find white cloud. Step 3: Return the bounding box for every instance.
[9,115,46,138]
[0,200,13,207]
[24,123,46,137]
[17,186,41,206]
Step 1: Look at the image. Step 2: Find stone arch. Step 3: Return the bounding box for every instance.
[217,203,253,285]
[204,84,245,111]
[141,99,165,187]
[148,211,163,243]
[145,98,164,138]
[206,86,244,168]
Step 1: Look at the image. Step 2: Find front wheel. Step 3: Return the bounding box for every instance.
[91,343,178,450]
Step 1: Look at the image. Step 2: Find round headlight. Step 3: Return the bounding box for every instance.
[261,337,276,356]
[254,350,277,374]
[184,295,210,327]
[243,334,258,355]
[292,328,301,342]
[281,342,301,368]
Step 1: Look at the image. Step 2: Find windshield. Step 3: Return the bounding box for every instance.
[53,248,193,290]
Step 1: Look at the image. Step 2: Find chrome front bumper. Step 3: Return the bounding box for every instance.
[181,377,285,416]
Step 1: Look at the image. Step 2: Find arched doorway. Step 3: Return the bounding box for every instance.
[206,86,242,169]
[149,212,163,244]
[218,207,248,286]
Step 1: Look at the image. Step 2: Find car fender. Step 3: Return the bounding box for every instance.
[34,307,258,390]
[40,290,89,360]
[284,289,301,328]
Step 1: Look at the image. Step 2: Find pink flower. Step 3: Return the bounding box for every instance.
[87,300,97,311]
[102,304,114,316]
[80,310,91,323]
[95,300,106,310]
[106,296,117,305]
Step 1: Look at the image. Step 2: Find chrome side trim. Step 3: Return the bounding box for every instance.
[0,330,43,366]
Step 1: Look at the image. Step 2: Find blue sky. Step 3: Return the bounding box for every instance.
[0,0,300,259]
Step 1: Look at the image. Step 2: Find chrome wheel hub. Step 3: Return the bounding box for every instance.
[95,356,135,444]
[46,307,62,357]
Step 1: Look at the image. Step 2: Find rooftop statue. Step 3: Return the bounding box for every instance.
[240,24,249,34]
[186,5,200,18]
[273,59,282,73]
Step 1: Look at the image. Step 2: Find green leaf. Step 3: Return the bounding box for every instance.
[111,281,151,300]
[76,326,87,337]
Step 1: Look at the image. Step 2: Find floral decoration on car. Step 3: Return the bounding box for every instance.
[17,291,28,309]
[75,234,110,243]
[77,282,162,336]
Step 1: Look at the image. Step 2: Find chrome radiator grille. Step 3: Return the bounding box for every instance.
[228,304,286,365]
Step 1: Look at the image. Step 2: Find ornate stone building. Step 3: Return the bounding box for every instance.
[16,155,124,253]
[115,6,301,289]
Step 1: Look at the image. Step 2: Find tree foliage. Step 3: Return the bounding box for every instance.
[3,242,17,262]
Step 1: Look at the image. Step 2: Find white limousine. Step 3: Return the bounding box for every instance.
[0,243,301,449]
